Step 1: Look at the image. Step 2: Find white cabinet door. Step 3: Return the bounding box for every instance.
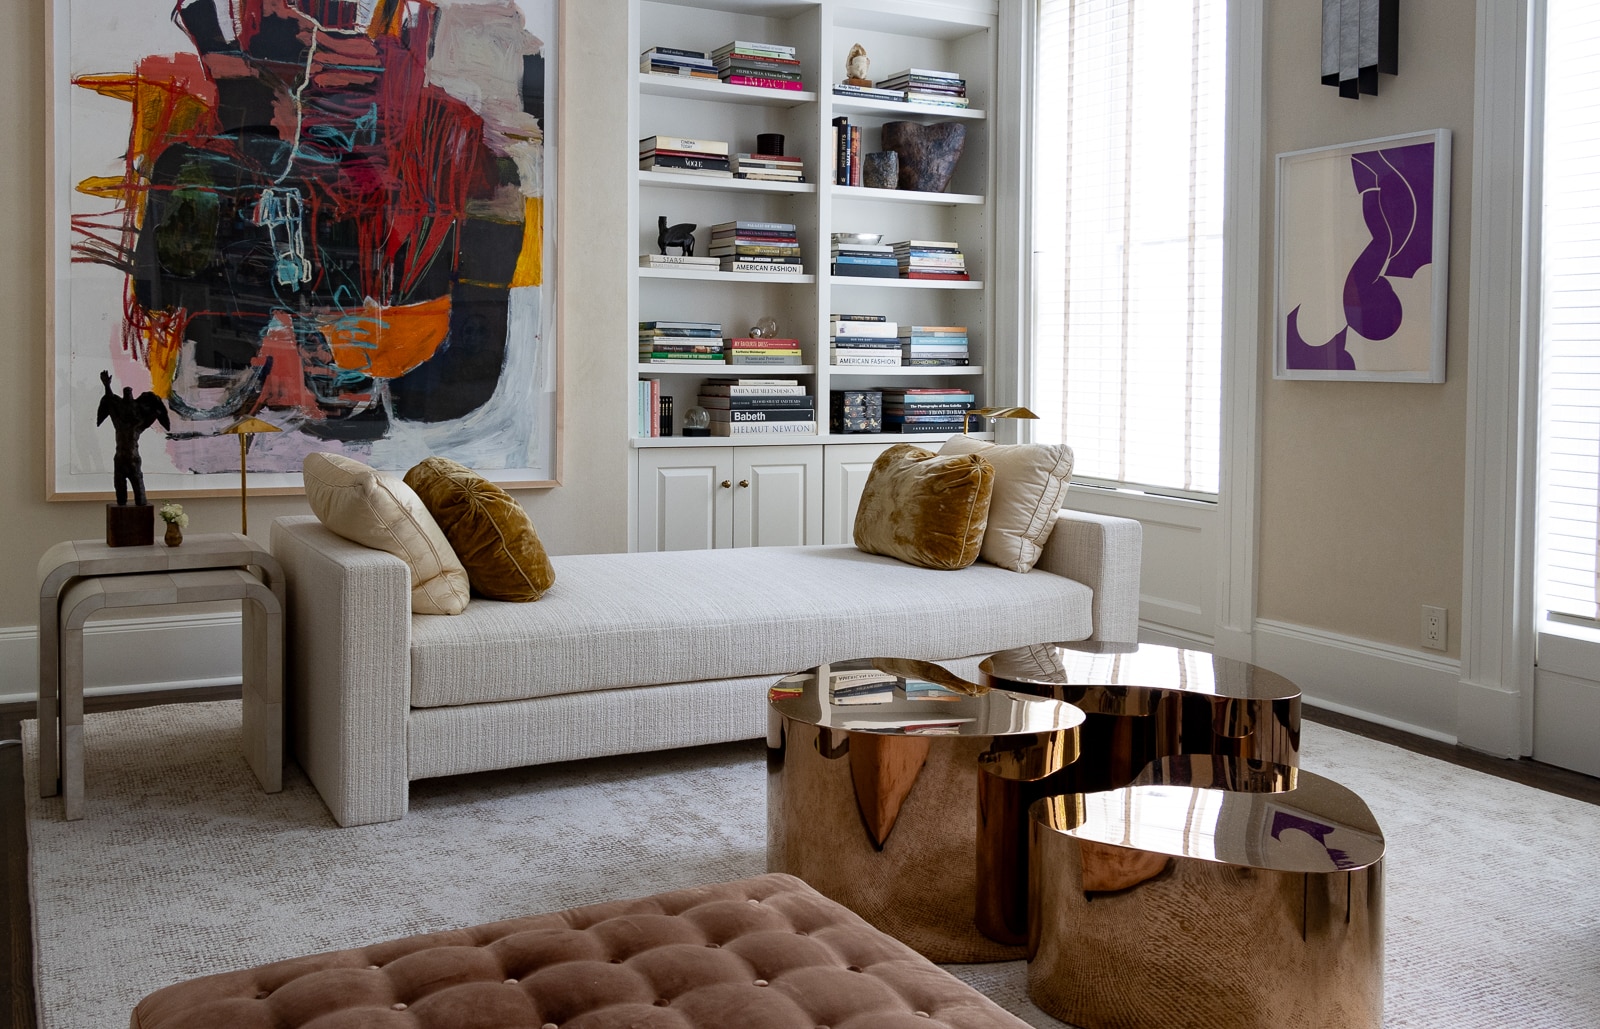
[821,443,896,544]
[637,449,734,552]
[733,446,823,548]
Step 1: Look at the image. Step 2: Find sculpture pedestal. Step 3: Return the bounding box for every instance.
[105,504,154,547]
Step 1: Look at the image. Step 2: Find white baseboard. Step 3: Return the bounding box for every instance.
[1253,619,1462,743]
[0,612,244,707]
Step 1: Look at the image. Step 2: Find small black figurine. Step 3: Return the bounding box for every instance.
[658,215,697,256]
[96,369,170,507]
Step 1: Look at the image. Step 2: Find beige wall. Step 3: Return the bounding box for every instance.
[1257,0,1474,657]
[0,0,631,629]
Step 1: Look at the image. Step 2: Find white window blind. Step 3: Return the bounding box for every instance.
[1539,0,1600,624]
[1032,0,1224,496]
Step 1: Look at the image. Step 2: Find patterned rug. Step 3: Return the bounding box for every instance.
[20,701,1600,1028]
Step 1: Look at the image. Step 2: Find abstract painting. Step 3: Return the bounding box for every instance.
[49,0,558,498]
[1275,130,1450,383]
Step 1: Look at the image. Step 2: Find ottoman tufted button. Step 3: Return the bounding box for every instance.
[542,1024,558,1029]
[504,978,518,985]
[753,979,769,987]
[847,965,862,973]
[392,1002,408,1011]
[254,991,269,1000]
[609,958,623,964]
[915,1012,930,1018]
[794,930,808,936]
[367,965,380,970]
[747,899,761,906]
[705,942,720,949]
[654,999,670,1007]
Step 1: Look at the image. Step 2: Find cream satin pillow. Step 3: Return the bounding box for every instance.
[302,452,471,615]
[938,436,1073,572]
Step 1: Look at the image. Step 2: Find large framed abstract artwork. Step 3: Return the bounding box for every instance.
[1274,129,1450,383]
[48,0,559,499]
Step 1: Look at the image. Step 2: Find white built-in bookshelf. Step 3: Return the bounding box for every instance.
[627,0,997,447]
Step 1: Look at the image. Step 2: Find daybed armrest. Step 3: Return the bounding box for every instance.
[1034,510,1142,644]
[271,515,411,826]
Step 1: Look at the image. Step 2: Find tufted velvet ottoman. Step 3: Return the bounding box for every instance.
[130,874,1032,1029]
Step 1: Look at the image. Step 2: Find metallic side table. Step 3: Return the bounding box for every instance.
[766,657,1084,963]
[1028,755,1386,1029]
[36,534,286,818]
[975,640,1303,943]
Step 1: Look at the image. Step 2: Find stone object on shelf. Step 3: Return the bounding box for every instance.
[881,120,967,193]
[863,151,899,189]
[844,43,872,86]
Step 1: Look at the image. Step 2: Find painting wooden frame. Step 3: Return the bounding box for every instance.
[48,0,560,500]
[1274,129,1451,383]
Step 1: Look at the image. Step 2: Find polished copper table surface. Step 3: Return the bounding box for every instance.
[1029,755,1385,1029]
[766,657,1084,962]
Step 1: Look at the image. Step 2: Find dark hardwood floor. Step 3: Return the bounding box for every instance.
[0,690,1595,1029]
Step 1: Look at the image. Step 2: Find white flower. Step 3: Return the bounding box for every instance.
[159,503,189,528]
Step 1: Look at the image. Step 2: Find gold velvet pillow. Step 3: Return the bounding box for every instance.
[939,436,1074,572]
[403,457,555,602]
[853,444,994,570]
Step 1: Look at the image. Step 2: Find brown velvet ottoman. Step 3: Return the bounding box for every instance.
[130,874,1031,1029]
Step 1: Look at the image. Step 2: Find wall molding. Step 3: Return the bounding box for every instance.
[0,612,244,706]
[1253,619,1462,742]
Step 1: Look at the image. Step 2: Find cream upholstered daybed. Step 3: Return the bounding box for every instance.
[270,445,1142,827]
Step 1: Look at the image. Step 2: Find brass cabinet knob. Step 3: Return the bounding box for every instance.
[720,480,732,489]
[739,479,750,488]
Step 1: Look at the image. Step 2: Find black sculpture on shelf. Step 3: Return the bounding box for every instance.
[658,216,697,256]
[96,369,170,507]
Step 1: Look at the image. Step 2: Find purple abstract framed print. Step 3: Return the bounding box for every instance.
[1274,130,1451,383]
[48,0,559,499]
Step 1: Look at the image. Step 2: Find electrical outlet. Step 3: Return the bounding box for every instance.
[1422,606,1447,651]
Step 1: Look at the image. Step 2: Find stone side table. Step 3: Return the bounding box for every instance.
[37,534,286,819]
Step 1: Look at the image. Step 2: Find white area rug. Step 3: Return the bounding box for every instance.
[20,702,1600,1029]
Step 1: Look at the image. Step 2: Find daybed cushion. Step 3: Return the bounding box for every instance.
[302,452,470,616]
[130,874,1032,1029]
[404,457,556,602]
[853,444,994,570]
[408,544,1093,709]
[939,437,1073,573]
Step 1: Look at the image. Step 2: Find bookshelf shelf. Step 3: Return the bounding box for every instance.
[828,364,984,376]
[639,73,817,107]
[640,267,818,283]
[822,431,994,444]
[639,170,817,194]
[632,434,825,449]
[829,276,985,290]
[831,184,984,206]
[829,96,987,120]
[638,363,819,375]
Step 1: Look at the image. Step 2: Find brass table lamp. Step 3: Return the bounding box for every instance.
[223,416,281,535]
[964,405,1038,435]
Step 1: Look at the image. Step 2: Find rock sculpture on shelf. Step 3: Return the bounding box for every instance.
[881,120,967,193]
[96,369,170,507]
[657,216,697,256]
[844,43,872,86]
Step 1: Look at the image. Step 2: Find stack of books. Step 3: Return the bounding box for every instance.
[713,41,804,90]
[827,669,896,705]
[831,238,897,277]
[641,46,718,79]
[894,240,969,281]
[831,314,901,366]
[636,378,674,437]
[876,68,969,108]
[726,336,803,366]
[639,320,724,365]
[731,152,804,183]
[900,325,970,366]
[698,378,816,436]
[709,221,803,274]
[640,134,731,177]
[832,82,904,103]
[881,387,975,433]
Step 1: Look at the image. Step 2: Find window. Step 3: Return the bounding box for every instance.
[1538,0,1600,626]
[1031,0,1225,497]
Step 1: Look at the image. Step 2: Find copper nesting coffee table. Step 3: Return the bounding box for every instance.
[766,657,1085,962]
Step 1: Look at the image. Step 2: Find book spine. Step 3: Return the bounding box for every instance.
[700,396,817,409]
[721,263,806,274]
[642,154,732,171]
[832,117,849,185]
[658,393,673,437]
[643,46,709,60]
[649,377,660,437]
[721,75,804,90]
[850,125,861,186]
[710,421,818,436]
[641,136,731,155]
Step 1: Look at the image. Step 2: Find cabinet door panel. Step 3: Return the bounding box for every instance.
[822,443,896,545]
[734,446,822,548]
[638,450,733,552]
